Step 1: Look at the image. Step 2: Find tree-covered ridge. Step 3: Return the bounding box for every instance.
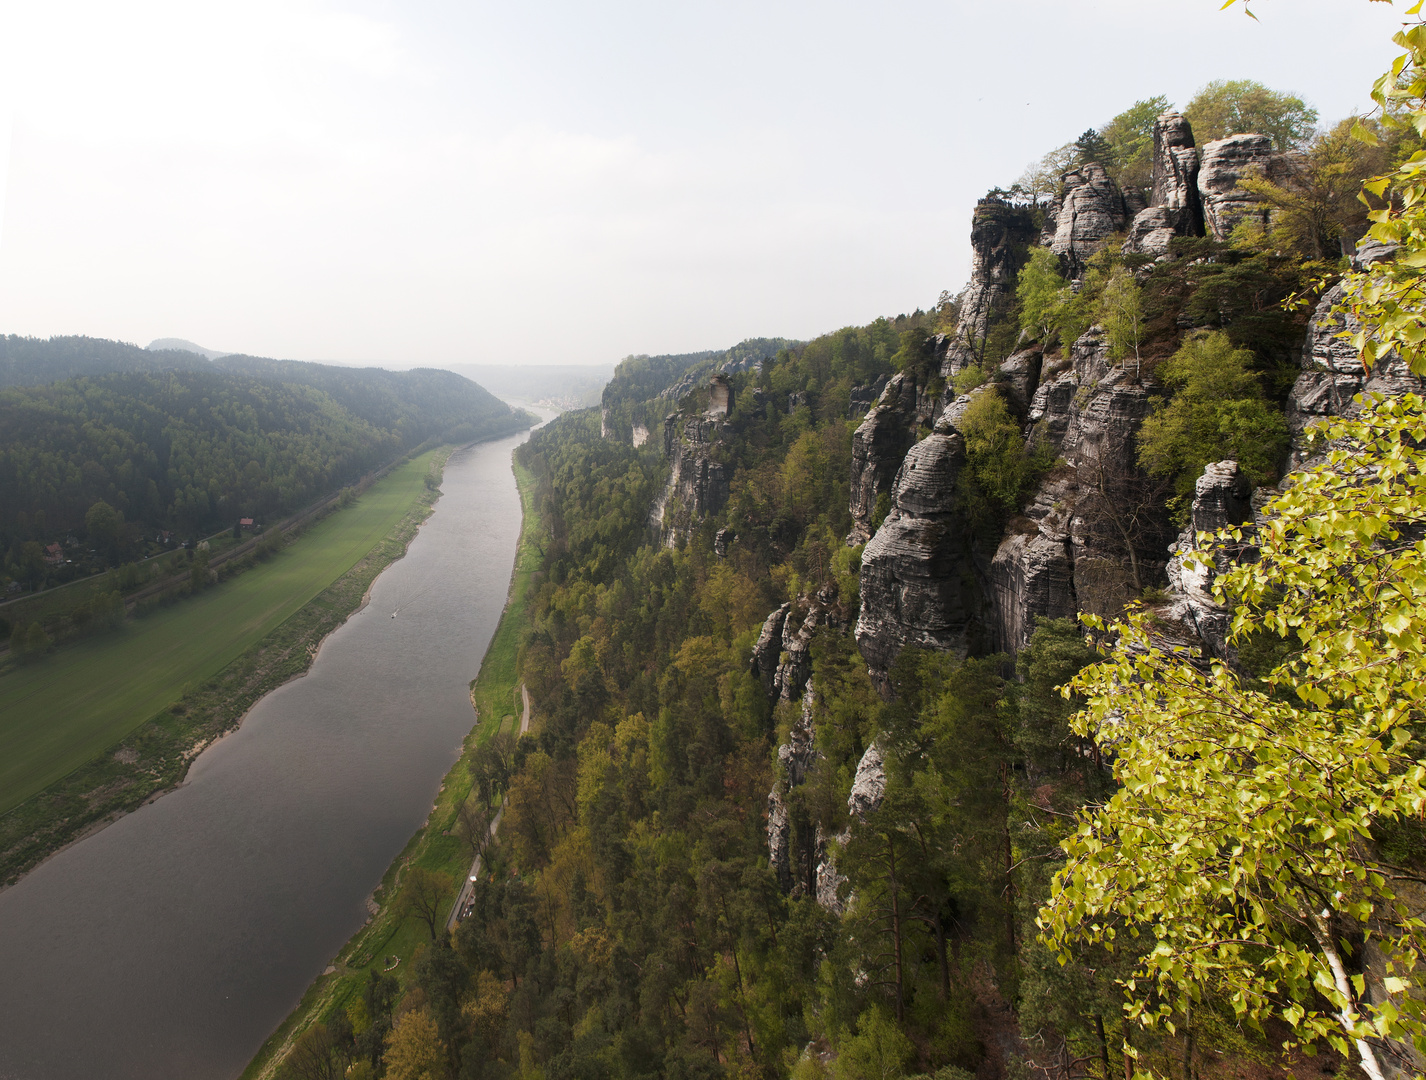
[0,334,211,388]
[0,345,530,583]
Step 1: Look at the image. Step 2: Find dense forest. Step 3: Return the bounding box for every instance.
[0,337,529,589]
[279,70,1426,1080]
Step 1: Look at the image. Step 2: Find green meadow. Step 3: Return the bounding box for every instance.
[0,452,436,815]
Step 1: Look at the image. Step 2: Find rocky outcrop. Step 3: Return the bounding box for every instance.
[848,374,921,544]
[714,527,735,558]
[751,604,790,697]
[990,328,1167,653]
[849,374,889,419]
[994,347,1044,416]
[1052,163,1128,278]
[1164,461,1254,660]
[1126,112,1204,255]
[768,685,821,892]
[653,412,729,546]
[955,199,1040,342]
[1286,280,1422,470]
[753,591,847,703]
[1198,134,1298,241]
[856,428,977,679]
[814,825,847,914]
[708,375,733,416]
[847,740,886,820]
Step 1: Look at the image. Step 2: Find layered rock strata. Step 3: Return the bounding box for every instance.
[653,412,729,546]
[990,328,1165,653]
[1051,163,1128,278]
[954,199,1040,342]
[1198,134,1298,241]
[767,686,821,893]
[1125,112,1205,255]
[855,428,976,679]
[848,374,921,544]
[1286,281,1423,469]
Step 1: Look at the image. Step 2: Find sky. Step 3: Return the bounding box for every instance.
[0,0,1411,367]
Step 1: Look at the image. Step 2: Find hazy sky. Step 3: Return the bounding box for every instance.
[0,1,1409,366]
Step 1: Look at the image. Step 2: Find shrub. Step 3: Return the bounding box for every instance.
[1136,331,1288,516]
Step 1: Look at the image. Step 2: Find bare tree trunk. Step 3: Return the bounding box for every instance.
[1095,1014,1111,1080]
[887,835,905,1022]
[1311,912,1390,1080]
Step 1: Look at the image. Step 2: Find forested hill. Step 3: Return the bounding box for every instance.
[0,337,531,580]
[0,335,210,388]
[298,82,1426,1080]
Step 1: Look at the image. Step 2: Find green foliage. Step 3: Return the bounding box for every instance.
[1016,247,1086,347]
[1072,128,1115,169]
[957,392,1052,534]
[0,346,525,560]
[1101,96,1171,194]
[1096,269,1144,372]
[1043,394,1426,1077]
[1136,331,1288,513]
[1183,78,1318,150]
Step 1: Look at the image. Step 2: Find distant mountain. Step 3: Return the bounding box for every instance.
[146,337,230,360]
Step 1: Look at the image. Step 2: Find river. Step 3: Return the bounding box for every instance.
[0,426,536,1080]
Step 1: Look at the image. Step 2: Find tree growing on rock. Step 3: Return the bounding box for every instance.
[1184,78,1317,149]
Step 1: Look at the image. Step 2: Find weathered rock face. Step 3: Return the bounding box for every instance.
[714,527,735,558]
[653,413,729,546]
[1164,461,1254,660]
[751,604,790,698]
[848,374,920,544]
[990,328,1166,653]
[708,375,733,416]
[849,374,889,419]
[955,199,1040,342]
[856,430,977,678]
[1125,112,1205,256]
[1150,112,1204,233]
[848,740,886,820]
[752,590,847,704]
[1052,163,1128,278]
[768,685,821,893]
[1286,281,1422,469]
[995,347,1044,417]
[1198,134,1294,241]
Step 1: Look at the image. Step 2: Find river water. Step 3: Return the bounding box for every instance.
[0,427,534,1080]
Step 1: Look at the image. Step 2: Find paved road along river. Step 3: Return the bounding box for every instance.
[0,427,533,1080]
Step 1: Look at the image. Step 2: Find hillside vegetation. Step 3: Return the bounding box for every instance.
[0,338,530,601]
[270,29,1426,1080]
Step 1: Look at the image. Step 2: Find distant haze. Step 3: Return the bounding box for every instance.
[0,1,1409,366]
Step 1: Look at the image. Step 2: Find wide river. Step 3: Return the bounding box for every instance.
[0,426,535,1080]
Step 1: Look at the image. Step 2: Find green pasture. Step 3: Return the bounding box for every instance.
[0,452,436,814]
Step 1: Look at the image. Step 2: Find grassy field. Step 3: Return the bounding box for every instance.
[243,454,545,1080]
[0,452,436,815]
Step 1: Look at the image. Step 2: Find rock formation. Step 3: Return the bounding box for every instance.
[768,685,821,893]
[989,328,1166,653]
[1163,461,1253,659]
[847,740,886,820]
[753,591,846,703]
[653,411,729,546]
[1286,280,1423,469]
[1125,112,1204,255]
[708,375,733,417]
[855,427,977,679]
[1051,163,1128,278]
[1198,134,1297,241]
[847,374,921,545]
[954,199,1040,342]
